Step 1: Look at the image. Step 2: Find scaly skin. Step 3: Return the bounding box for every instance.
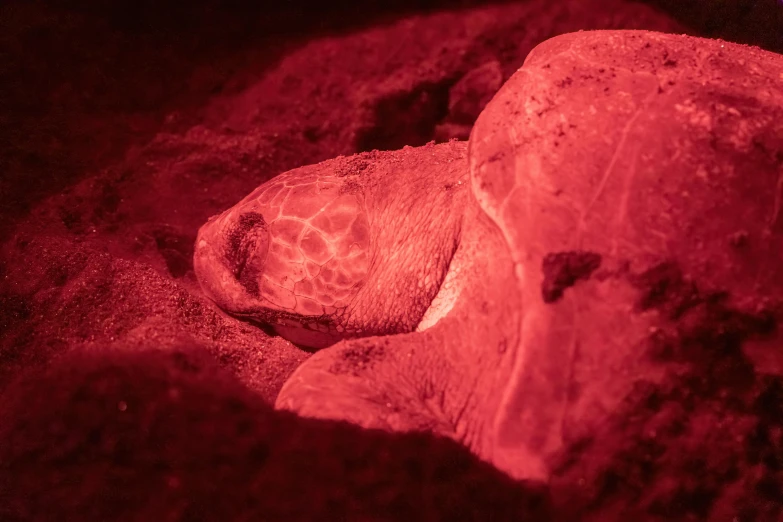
[194,144,469,348]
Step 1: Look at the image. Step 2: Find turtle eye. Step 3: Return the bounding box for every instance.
[225,212,270,296]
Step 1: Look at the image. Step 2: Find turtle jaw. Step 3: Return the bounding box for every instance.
[270,324,344,350]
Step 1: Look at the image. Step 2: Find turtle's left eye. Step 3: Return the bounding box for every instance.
[224,212,270,296]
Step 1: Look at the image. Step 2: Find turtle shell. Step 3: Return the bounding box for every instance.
[470,30,783,477]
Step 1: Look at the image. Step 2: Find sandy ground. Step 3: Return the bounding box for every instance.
[1,1,782,520]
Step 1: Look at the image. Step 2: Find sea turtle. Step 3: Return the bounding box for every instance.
[195,30,783,480]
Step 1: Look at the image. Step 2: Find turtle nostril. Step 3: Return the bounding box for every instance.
[225,212,270,295]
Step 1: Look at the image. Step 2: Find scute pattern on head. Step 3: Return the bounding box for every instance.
[231,169,371,321]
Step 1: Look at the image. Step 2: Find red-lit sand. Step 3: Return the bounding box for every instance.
[1,1,781,520]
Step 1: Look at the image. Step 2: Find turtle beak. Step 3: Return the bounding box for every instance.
[193,209,270,313]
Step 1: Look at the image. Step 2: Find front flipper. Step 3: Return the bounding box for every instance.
[276,333,465,437]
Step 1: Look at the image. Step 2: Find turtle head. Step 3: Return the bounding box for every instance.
[193,169,371,348]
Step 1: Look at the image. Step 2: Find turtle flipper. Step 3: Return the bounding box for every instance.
[275,334,460,437]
